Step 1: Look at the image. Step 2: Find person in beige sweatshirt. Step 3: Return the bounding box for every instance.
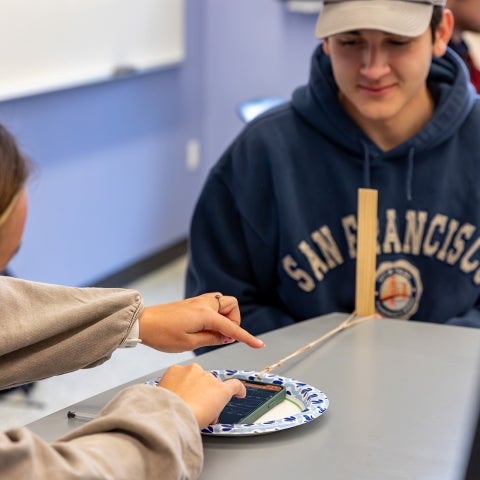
[0,123,264,478]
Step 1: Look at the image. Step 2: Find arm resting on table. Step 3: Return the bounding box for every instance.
[0,385,202,480]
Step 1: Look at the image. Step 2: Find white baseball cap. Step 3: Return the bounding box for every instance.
[315,0,446,38]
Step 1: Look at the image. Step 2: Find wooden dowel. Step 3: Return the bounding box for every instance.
[256,313,375,379]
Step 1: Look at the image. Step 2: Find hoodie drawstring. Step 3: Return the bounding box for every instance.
[406,147,415,202]
[362,142,415,201]
[362,142,371,188]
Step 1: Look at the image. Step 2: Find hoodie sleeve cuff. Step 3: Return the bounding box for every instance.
[118,319,142,348]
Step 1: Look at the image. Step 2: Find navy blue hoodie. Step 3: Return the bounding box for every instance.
[187,45,480,349]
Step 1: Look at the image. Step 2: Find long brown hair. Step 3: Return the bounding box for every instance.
[0,124,31,222]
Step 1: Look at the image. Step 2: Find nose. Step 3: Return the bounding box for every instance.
[359,45,390,79]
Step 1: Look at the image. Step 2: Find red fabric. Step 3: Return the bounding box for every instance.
[465,53,480,94]
[449,39,480,94]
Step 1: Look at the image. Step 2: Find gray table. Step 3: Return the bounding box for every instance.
[27,313,480,479]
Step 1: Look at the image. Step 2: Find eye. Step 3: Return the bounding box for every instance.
[387,38,411,46]
[337,37,362,47]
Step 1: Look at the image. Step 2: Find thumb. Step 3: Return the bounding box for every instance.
[223,378,247,399]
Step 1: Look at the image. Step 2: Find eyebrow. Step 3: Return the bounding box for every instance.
[338,30,406,37]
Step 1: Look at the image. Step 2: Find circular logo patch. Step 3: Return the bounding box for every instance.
[375,260,423,319]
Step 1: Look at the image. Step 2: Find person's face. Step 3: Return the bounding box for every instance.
[0,187,28,272]
[446,0,480,34]
[321,13,453,136]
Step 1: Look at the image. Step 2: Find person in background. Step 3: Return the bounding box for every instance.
[0,123,265,478]
[446,0,480,92]
[186,0,480,355]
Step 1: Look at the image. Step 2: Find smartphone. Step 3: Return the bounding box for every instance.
[218,379,286,424]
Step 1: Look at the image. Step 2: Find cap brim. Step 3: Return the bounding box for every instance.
[315,0,433,38]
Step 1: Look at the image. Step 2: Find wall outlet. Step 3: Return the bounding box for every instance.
[186,138,201,171]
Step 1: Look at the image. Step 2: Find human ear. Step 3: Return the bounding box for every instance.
[322,39,331,56]
[432,10,454,57]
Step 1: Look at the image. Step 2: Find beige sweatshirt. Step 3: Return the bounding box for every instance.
[0,277,203,479]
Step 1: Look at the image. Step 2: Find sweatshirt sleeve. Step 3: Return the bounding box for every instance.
[0,276,143,389]
[446,304,480,328]
[186,166,294,355]
[0,384,203,480]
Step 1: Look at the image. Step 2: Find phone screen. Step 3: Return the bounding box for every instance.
[218,379,286,424]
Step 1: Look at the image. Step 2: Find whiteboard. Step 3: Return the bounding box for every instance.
[0,0,185,101]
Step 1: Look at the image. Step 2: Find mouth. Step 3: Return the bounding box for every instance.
[359,84,395,95]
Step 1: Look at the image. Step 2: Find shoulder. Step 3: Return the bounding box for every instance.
[462,94,480,128]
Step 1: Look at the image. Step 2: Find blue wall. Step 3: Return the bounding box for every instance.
[1,0,318,286]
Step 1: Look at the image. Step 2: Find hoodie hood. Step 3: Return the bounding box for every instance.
[292,45,476,199]
[292,44,476,159]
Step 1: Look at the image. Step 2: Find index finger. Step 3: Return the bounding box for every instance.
[209,315,265,349]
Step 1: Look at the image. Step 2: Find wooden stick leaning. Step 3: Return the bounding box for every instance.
[255,312,375,378]
[256,188,379,379]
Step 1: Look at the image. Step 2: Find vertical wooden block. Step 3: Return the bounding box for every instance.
[355,188,378,316]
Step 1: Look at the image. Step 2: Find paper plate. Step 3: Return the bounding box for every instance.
[203,369,328,436]
[146,369,328,436]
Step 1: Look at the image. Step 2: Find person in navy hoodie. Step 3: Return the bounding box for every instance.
[186,0,480,353]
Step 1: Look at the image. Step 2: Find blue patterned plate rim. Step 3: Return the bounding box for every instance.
[200,369,329,436]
